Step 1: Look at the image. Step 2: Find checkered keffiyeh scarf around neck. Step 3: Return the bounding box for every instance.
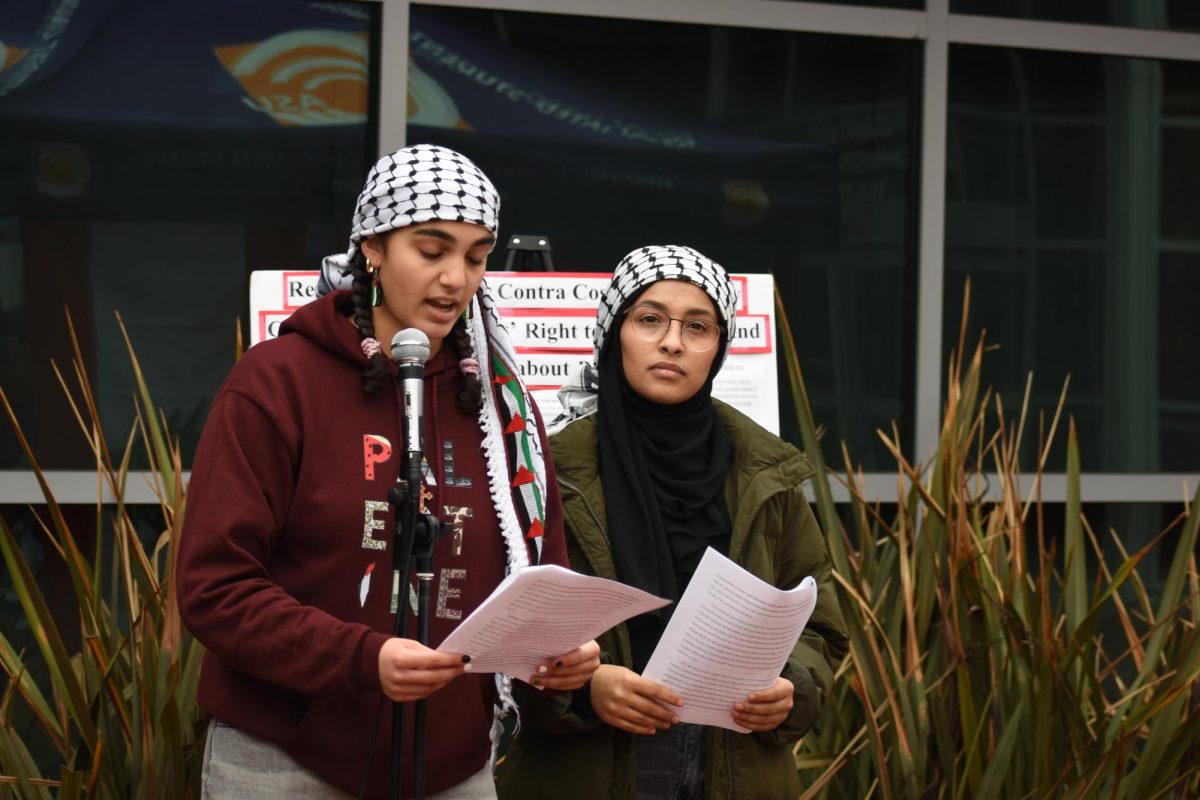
[317,143,500,295]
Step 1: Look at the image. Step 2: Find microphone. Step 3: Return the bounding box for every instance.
[390,329,431,478]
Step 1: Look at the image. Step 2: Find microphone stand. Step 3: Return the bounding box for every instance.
[387,458,419,800]
[386,328,451,800]
[388,471,452,800]
[412,509,449,798]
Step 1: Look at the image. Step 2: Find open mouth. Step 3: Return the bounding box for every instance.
[428,298,458,314]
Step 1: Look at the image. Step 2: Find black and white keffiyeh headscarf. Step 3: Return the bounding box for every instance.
[317,144,542,714]
[553,245,738,428]
[318,143,500,294]
[595,245,738,369]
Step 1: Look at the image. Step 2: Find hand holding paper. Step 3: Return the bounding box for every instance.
[436,564,669,679]
[731,676,795,732]
[641,548,818,733]
[588,664,684,735]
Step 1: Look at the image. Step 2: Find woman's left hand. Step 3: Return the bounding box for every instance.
[527,640,602,691]
[731,677,793,732]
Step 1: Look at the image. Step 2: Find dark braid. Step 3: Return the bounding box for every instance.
[448,316,483,414]
[348,247,389,395]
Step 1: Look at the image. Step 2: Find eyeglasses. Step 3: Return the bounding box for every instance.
[623,305,722,352]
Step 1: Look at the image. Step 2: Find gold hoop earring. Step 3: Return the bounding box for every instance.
[368,262,382,307]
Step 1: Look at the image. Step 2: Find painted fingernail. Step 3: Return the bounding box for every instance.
[531,677,541,686]
[537,665,548,674]
[555,659,564,668]
[462,655,471,664]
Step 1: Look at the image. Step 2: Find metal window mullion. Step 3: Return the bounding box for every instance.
[409,0,928,39]
[410,0,1200,60]
[378,0,411,153]
[0,471,185,505]
[6,470,1193,505]
[914,0,949,468]
[810,472,1200,505]
[947,13,1200,62]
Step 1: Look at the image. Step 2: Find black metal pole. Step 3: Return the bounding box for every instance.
[389,461,421,800]
[413,537,435,799]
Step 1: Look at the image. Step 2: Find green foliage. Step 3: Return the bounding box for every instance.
[779,283,1200,798]
[3,285,1197,799]
[0,312,206,798]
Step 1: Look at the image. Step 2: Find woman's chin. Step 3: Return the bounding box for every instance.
[422,304,466,339]
[391,313,457,347]
[634,385,697,405]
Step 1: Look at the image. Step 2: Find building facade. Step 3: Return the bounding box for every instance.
[1,0,1198,588]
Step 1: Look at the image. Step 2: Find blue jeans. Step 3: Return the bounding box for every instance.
[634,722,706,800]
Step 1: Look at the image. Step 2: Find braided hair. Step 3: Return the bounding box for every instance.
[348,247,390,395]
[349,243,484,414]
[446,317,482,414]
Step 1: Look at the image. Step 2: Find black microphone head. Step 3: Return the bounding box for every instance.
[391,328,431,364]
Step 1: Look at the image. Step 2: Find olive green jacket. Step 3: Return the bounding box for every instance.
[496,400,849,800]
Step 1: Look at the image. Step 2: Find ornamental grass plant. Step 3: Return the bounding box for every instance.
[0,311,214,798]
[2,290,1197,798]
[781,284,1200,799]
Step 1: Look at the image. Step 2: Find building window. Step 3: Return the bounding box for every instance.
[953,0,1200,33]
[945,47,1200,472]
[0,0,380,469]
[407,6,921,468]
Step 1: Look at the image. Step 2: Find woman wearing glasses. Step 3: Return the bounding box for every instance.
[496,246,848,800]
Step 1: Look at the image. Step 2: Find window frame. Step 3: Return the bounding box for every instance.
[5,0,1198,504]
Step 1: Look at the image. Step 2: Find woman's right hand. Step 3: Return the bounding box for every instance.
[377,638,470,702]
[588,664,684,735]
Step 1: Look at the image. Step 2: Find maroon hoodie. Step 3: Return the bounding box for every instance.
[177,291,565,797]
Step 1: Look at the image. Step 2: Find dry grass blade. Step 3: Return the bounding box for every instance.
[799,725,872,800]
[117,311,176,499]
[773,285,839,541]
[0,652,64,752]
[789,279,1200,798]
[1021,375,1071,522]
[875,427,946,520]
[0,516,98,749]
[1,310,207,797]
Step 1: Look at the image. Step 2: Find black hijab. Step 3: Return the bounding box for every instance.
[597,305,733,672]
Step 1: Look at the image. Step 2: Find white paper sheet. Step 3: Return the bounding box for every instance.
[436,564,670,678]
[642,548,817,732]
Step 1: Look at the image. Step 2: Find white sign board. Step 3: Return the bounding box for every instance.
[249,270,779,433]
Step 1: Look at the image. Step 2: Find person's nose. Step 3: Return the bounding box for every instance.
[658,318,685,354]
[439,256,469,291]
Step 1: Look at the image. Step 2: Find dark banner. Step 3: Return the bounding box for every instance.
[0,2,834,244]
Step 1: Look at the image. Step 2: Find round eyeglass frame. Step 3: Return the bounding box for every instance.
[622,305,723,352]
